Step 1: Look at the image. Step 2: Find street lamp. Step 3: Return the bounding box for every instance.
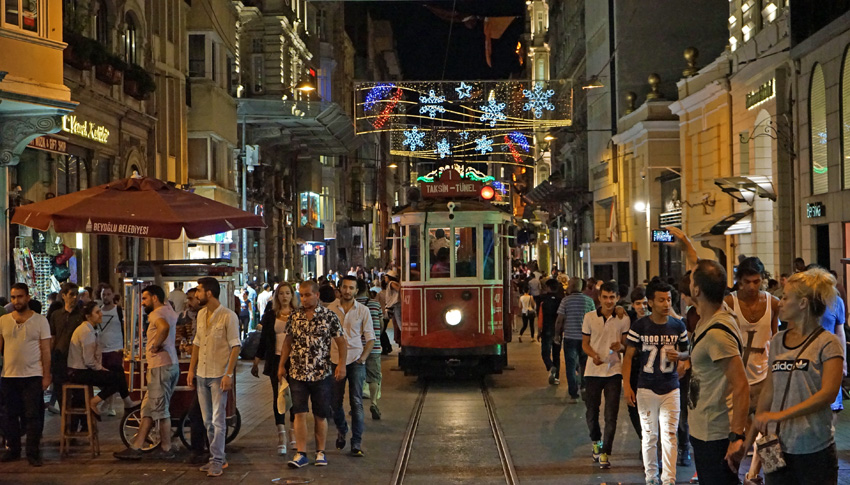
[582,76,604,90]
[633,201,647,212]
[294,78,316,92]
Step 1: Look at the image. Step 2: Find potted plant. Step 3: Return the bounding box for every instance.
[93,44,127,85]
[63,32,96,70]
[124,64,157,100]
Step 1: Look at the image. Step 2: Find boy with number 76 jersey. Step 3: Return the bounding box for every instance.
[623,281,690,485]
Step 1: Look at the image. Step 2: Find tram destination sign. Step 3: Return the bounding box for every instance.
[420,169,483,199]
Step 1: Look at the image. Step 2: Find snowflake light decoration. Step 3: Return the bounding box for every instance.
[402,126,426,151]
[419,90,446,119]
[475,135,493,155]
[435,138,452,159]
[459,130,470,140]
[522,83,555,119]
[455,82,472,99]
[479,99,506,127]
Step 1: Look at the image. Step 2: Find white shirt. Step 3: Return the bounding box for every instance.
[68,321,103,371]
[193,305,241,378]
[730,291,773,384]
[581,309,630,378]
[520,294,535,314]
[0,313,50,378]
[97,305,123,353]
[257,290,273,317]
[168,289,187,313]
[274,318,287,355]
[326,299,376,365]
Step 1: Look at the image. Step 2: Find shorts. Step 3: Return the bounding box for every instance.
[141,364,180,420]
[365,353,382,383]
[289,375,333,419]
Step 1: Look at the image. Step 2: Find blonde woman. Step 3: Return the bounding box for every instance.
[750,268,843,484]
[252,282,297,454]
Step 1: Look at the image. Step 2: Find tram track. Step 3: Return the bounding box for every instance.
[390,379,518,485]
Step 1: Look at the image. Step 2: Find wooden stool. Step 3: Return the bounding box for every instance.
[60,384,100,457]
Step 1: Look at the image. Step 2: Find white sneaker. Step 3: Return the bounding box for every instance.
[278,444,287,455]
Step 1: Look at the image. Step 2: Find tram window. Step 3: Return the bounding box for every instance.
[409,225,421,281]
[455,227,477,278]
[428,227,451,278]
[483,225,496,280]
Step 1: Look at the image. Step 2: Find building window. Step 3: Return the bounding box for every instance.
[124,13,138,64]
[251,54,264,94]
[843,47,850,189]
[4,0,38,33]
[95,1,108,45]
[188,34,205,77]
[210,41,217,82]
[810,63,828,195]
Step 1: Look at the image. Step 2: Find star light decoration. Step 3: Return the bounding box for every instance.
[402,126,426,151]
[455,81,472,99]
[475,135,494,155]
[480,99,507,127]
[419,89,446,119]
[522,83,556,119]
[435,138,452,159]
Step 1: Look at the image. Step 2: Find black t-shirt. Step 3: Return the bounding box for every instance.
[626,316,689,395]
[540,293,561,334]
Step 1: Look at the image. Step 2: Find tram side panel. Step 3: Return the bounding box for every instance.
[399,284,506,375]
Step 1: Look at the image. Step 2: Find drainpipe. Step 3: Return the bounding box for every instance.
[241,113,248,286]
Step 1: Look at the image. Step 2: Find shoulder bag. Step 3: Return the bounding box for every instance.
[757,327,825,474]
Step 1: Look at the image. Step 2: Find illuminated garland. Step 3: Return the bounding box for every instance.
[416,164,496,183]
[364,83,395,111]
[504,135,523,163]
[508,131,530,152]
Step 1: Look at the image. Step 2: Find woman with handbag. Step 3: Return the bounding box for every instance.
[750,268,843,484]
[251,282,296,455]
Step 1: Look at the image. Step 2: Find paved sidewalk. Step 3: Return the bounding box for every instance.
[1,339,848,484]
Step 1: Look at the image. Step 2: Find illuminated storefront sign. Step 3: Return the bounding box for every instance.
[27,135,67,155]
[746,79,775,110]
[806,202,825,218]
[62,115,110,144]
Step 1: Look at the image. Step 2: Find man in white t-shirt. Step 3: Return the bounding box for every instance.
[0,283,52,466]
[168,282,188,313]
[581,280,630,469]
[257,283,273,317]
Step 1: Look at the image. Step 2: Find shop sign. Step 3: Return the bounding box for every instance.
[302,243,325,256]
[27,135,67,155]
[62,115,110,144]
[806,202,825,218]
[85,218,149,235]
[420,169,483,199]
[746,79,775,110]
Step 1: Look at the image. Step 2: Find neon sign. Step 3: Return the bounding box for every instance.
[62,115,110,144]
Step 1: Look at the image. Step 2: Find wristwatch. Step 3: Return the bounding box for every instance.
[728,432,745,443]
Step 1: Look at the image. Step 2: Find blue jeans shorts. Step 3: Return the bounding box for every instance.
[289,375,333,419]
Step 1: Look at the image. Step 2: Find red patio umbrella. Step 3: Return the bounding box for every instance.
[11,175,265,239]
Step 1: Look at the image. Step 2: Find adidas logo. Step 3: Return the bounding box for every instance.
[772,359,809,372]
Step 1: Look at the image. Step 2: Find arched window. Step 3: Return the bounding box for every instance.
[842,47,850,189]
[124,13,137,65]
[810,64,828,195]
[95,1,109,45]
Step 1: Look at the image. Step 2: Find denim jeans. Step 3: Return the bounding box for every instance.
[196,376,228,466]
[562,339,586,398]
[332,362,366,446]
[584,376,621,454]
[691,437,740,485]
[637,388,680,484]
[540,333,561,375]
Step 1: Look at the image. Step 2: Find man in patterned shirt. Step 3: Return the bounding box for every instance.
[279,280,346,468]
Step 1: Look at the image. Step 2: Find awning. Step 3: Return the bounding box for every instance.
[524,179,592,205]
[691,209,754,240]
[238,98,360,155]
[714,176,776,204]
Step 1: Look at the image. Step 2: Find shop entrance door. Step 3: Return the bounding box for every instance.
[816,224,831,270]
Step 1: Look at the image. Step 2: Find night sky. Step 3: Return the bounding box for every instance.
[364,1,526,81]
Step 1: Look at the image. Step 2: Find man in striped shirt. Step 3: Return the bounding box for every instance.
[555,277,597,402]
[356,278,384,420]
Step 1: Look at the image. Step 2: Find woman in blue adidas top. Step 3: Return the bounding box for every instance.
[623,281,690,485]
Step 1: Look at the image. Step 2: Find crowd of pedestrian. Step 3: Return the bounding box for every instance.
[0,265,398,477]
[514,226,847,485]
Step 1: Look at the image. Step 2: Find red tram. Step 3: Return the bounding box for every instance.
[393,168,513,376]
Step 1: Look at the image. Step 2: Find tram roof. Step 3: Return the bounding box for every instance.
[394,200,512,215]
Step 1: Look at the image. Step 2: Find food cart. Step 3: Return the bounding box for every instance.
[117,258,241,451]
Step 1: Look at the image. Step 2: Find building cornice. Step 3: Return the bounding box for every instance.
[669,80,729,116]
[612,120,680,145]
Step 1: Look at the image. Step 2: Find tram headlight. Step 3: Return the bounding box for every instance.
[444,308,463,327]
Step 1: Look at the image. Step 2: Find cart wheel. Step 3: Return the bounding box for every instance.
[225,408,241,444]
[178,411,192,450]
[120,406,160,452]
